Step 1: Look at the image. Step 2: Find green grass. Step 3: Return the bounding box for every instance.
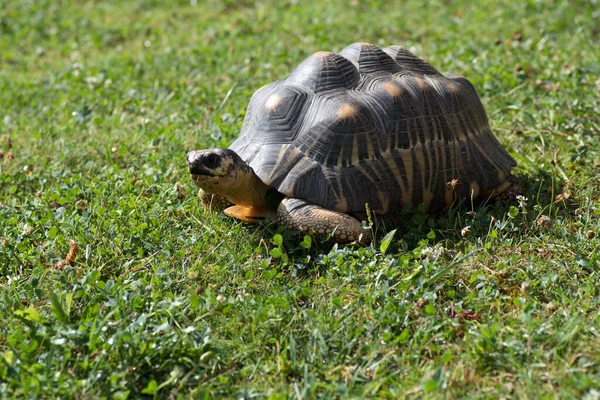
[1,0,599,398]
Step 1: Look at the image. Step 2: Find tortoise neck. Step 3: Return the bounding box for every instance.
[225,164,271,207]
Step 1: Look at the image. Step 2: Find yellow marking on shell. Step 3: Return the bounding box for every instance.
[444,183,456,211]
[470,180,481,198]
[426,144,435,189]
[459,121,507,181]
[383,81,402,98]
[382,152,408,201]
[351,134,360,164]
[265,94,281,110]
[267,145,290,182]
[405,107,415,148]
[434,140,449,196]
[324,168,348,212]
[337,103,358,120]
[447,82,458,95]
[450,111,468,141]
[431,113,442,143]
[413,144,427,202]
[285,181,296,197]
[314,51,333,58]
[335,150,343,168]
[398,149,414,207]
[280,158,312,197]
[496,168,507,183]
[336,195,349,213]
[414,76,428,90]
[366,133,375,159]
[276,145,290,165]
[354,163,379,187]
[447,138,458,174]
[377,190,390,214]
[422,188,433,211]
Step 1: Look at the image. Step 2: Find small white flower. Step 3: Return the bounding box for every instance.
[515,195,529,214]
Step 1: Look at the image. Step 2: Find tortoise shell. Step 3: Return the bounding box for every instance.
[229,43,516,216]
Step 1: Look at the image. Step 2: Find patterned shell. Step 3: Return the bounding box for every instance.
[230,43,516,215]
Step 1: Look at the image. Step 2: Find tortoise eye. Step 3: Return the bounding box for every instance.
[204,153,220,168]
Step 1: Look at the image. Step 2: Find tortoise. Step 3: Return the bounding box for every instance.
[187,43,519,243]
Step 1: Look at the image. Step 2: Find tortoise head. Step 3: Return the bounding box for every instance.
[187,148,243,183]
[187,148,270,207]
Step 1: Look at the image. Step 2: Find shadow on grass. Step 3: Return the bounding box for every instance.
[386,170,574,250]
[251,169,578,272]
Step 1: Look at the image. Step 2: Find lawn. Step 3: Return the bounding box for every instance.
[1,0,599,398]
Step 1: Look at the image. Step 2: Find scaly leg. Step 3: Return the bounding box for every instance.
[277,198,371,244]
[198,189,233,213]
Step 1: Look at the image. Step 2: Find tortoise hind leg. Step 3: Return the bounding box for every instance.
[277,198,372,244]
[485,174,524,202]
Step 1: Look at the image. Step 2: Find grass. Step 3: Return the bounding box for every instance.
[1,0,599,398]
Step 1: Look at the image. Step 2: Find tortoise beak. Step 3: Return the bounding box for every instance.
[188,151,211,176]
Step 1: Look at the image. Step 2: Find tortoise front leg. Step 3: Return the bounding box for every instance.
[200,189,274,223]
[198,189,233,213]
[277,198,371,244]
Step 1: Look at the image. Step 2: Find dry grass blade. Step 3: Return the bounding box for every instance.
[53,240,79,269]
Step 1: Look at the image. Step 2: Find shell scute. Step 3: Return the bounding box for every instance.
[287,51,360,92]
